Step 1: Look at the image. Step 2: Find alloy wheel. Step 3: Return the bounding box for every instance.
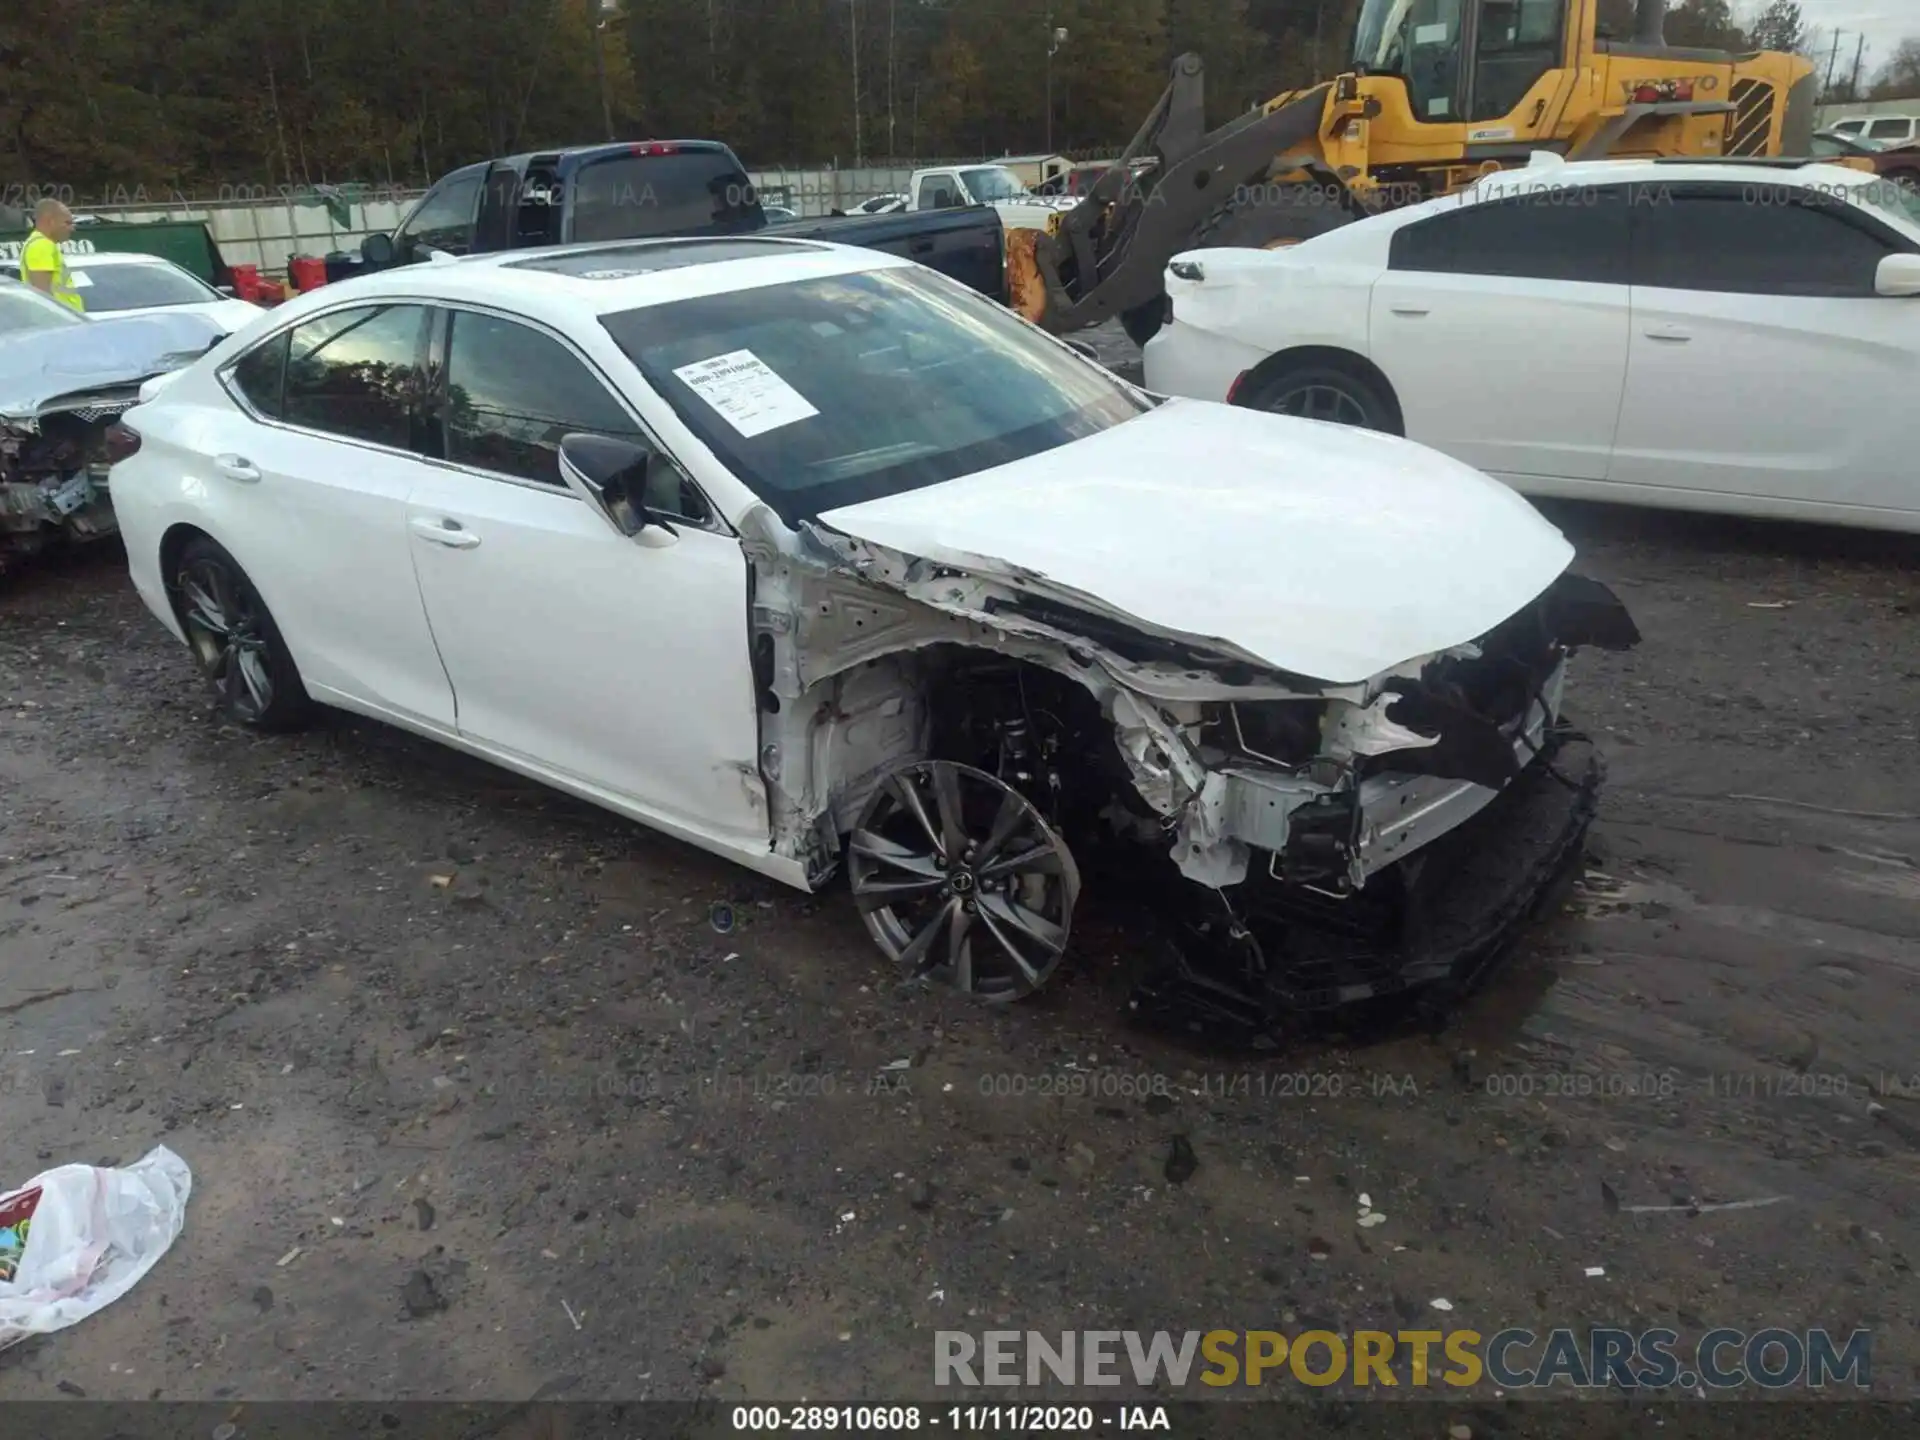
[1267,381,1372,428]
[178,558,275,721]
[848,760,1080,1001]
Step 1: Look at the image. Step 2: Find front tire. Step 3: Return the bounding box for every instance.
[172,536,313,730]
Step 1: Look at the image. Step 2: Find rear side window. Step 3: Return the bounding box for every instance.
[283,304,429,450]
[570,152,762,242]
[230,330,290,419]
[1389,187,1628,284]
[1628,187,1892,296]
[1865,118,1914,142]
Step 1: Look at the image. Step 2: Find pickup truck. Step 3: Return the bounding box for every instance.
[360,141,1004,300]
[900,163,1078,240]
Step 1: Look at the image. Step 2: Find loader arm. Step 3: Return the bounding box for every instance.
[1017,55,1336,335]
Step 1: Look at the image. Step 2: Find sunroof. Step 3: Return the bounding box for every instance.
[505,238,828,279]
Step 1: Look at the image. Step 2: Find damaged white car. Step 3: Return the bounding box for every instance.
[110,238,1637,1025]
[1,288,223,578]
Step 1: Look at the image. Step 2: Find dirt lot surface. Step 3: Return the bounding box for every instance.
[2,342,1918,1416]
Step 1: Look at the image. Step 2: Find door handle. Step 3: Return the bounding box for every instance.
[1644,326,1692,343]
[409,516,481,550]
[213,454,261,483]
[1390,306,1430,317]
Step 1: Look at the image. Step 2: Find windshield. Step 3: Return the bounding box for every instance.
[71,260,219,312]
[1350,0,1465,119]
[601,266,1149,524]
[959,167,1031,203]
[0,282,88,333]
[1849,178,1920,233]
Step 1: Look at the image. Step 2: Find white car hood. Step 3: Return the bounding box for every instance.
[817,399,1576,685]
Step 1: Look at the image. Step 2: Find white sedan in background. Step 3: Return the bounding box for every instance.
[60,252,266,334]
[1145,156,1920,534]
[107,236,1635,1017]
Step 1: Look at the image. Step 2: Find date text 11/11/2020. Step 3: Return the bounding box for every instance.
[730,1406,1170,1432]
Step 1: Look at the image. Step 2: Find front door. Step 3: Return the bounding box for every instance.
[1610,184,1920,514]
[404,305,767,851]
[1369,185,1631,480]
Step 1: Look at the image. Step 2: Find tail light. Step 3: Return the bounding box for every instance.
[1226,371,1248,405]
[630,141,681,155]
[103,423,142,465]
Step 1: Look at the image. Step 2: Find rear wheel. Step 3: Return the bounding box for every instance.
[1122,181,1357,348]
[172,536,313,730]
[1242,362,1399,434]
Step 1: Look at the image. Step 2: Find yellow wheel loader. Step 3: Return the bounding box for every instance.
[1009,0,1818,344]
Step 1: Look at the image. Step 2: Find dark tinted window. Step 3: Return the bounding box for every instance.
[918,176,957,209]
[1390,187,1628,283]
[1628,187,1893,296]
[231,330,289,419]
[283,305,427,449]
[569,152,762,242]
[397,173,482,255]
[1470,0,1564,119]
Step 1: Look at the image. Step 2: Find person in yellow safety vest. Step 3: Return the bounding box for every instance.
[19,199,84,313]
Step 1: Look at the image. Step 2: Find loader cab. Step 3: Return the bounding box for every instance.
[1349,0,1569,125]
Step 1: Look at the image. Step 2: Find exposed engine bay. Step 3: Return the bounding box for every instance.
[0,403,132,578]
[735,503,1641,1033]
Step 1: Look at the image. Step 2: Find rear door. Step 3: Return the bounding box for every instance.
[403,304,767,847]
[213,302,457,727]
[1367,185,1631,480]
[1610,182,1917,513]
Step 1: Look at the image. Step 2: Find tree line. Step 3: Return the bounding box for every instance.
[1,0,1914,197]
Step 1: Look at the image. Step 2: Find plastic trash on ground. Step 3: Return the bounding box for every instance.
[0,1144,193,1351]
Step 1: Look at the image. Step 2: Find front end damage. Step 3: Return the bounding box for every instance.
[0,396,137,578]
[0,312,223,580]
[737,504,1639,1027]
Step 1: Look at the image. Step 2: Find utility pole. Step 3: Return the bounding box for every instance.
[1046,16,1068,152]
[888,0,897,160]
[851,0,863,166]
[595,0,619,142]
[1823,30,1842,95]
[1849,33,1867,100]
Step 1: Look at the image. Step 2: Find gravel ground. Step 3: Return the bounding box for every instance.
[3,350,1918,1411]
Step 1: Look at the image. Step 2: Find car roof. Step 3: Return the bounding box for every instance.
[65,251,188,267]
[282,235,912,324]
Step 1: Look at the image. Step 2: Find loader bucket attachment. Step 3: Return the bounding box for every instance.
[1007,228,1049,325]
[1016,55,1336,335]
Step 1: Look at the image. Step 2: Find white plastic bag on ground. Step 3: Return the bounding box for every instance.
[0,1144,192,1351]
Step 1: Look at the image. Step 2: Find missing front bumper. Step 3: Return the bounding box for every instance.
[1136,734,1603,1028]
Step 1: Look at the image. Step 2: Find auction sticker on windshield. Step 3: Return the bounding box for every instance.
[672,349,819,438]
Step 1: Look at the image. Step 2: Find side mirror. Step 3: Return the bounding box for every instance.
[559,433,675,541]
[1874,252,1920,297]
[361,232,396,268]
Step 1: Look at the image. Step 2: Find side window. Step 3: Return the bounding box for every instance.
[230,330,289,420]
[1629,188,1892,297]
[1866,118,1914,143]
[396,173,482,256]
[440,310,712,522]
[1388,188,1628,284]
[1470,0,1565,120]
[918,176,956,210]
[283,305,429,450]
[1831,120,1865,137]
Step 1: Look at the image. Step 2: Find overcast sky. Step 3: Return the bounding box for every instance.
[1776,0,1915,80]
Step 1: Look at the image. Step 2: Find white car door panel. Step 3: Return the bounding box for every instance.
[217,304,456,728]
[406,306,767,847]
[1368,187,1631,481]
[404,472,765,844]
[1611,186,1919,512]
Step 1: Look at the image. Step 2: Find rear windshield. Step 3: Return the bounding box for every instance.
[69,261,217,312]
[570,151,765,242]
[601,266,1148,523]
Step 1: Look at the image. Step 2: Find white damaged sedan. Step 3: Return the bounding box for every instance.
[109,237,1638,1026]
